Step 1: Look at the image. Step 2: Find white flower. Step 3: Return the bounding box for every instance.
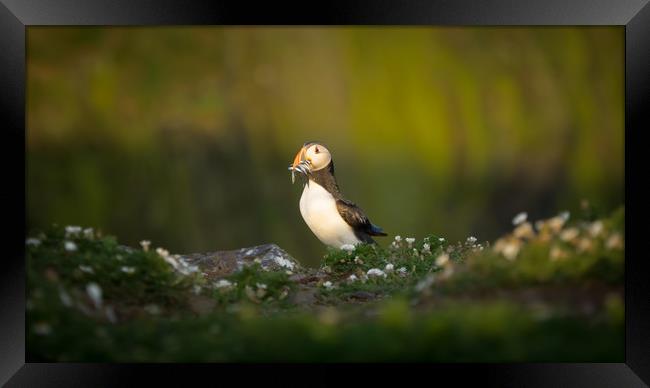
[466,236,477,245]
[385,263,394,272]
[589,221,604,237]
[214,279,233,289]
[397,267,407,274]
[394,235,402,242]
[512,212,528,226]
[353,256,364,264]
[79,265,94,274]
[65,225,82,237]
[26,238,41,247]
[502,242,520,261]
[140,240,151,251]
[367,268,387,278]
[405,237,416,245]
[274,255,295,270]
[256,283,268,289]
[323,281,333,289]
[340,244,356,252]
[348,274,358,282]
[559,211,570,222]
[439,237,445,242]
[560,228,579,242]
[120,266,136,274]
[86,282,103,309]
[156,247,170,258]
[83,227,94,239]
[422,243,431,253]
[64,241,78,252]
[33,322,52,336]
[435,253,449,267]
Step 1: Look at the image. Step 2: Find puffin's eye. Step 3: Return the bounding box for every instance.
[315,147,320,154]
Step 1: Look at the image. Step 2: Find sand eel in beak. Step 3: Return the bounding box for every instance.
[288,141,387,248]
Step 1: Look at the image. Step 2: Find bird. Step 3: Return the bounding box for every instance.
[288,141,387,248]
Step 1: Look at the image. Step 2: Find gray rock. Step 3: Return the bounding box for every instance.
[179,244,300,280]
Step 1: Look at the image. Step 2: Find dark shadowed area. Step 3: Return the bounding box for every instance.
[26,27,624,267]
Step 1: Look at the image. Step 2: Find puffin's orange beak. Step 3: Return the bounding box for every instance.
[291,146,306,170]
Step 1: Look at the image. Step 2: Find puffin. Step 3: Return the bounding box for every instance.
[288,141,387,248]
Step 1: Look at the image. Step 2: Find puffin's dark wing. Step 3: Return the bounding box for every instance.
[336,199,387,236]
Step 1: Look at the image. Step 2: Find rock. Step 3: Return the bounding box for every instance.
[179,244,300,280]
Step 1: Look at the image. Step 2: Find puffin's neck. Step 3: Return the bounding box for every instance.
[307,161,342,198]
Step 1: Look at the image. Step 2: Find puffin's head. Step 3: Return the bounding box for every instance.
[289,141,332,183]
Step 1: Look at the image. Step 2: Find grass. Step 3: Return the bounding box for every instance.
[26,207,624,362]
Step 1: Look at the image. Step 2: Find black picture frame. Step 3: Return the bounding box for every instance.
[2,0,648,386]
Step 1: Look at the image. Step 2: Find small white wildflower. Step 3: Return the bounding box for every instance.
[406,237,416,244]
[394,235,402,242]
[348,274,358,282]
[367,268,387,278]
[340,244,356,252]
[285,270,293,275]
[322,281,333,289]
[59,288,73,307]
[589,221,604,237]
[83,227,94,239]
[559,211,570,222]
[422,243,431,253]
[397,267,407,274]
[385,263,394,272]
[33,322,52,336]
[560,228,579,242]
[353,256,364,264]
[502,242,520,261]
[120,266,136,274]
[466,236,477,245]
[439,237,445,242]
[79,265,94,274]
[512,212,528,226]
[253,257,262,264]
[162,254,180,270]
[435,253,450,267]
[156,247,170,258]
[256,283,268,289]
[65,225,82,237]
[274,255,295,270]
[86,282,103,309]
[214,279,233,289]
[606,233,624,250]
[64,241,78,252]
[140,240,151,251]
[26,238,41,247]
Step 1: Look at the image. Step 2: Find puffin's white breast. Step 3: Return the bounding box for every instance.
[299,181,362,248]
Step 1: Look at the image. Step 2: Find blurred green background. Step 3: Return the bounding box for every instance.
[26,27,624,267]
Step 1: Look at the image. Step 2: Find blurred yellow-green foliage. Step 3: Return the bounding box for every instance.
[26,27,623,266]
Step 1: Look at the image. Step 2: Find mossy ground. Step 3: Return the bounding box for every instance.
[26,208,624,362]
